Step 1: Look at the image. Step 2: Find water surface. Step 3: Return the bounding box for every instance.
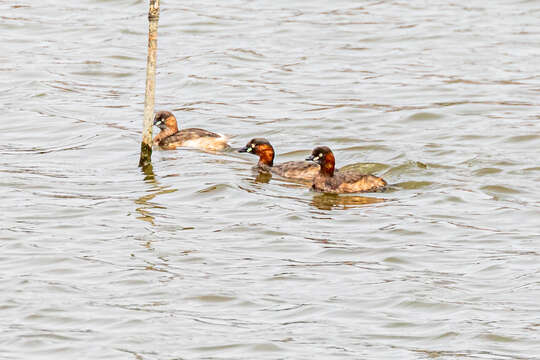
[1,0,540,359]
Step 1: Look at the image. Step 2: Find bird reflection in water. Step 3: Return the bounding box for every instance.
[254,171,272,184]
[310,193,386,210]
[253,171,311,189]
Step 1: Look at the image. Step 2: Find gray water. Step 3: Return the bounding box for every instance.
[1,0,540,359]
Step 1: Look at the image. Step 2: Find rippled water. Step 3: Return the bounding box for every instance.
[2,0,540,359]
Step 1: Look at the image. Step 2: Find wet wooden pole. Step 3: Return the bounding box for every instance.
[139,0,160,167]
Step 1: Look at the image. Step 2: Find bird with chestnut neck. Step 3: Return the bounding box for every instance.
[239,138,321,181]
[153,110,229,151]
[306,146,386,193]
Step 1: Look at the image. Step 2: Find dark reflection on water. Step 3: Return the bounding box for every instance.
[253,171,272,184]
[310,193,387,210]
[2,0,540,359]
[135,163,178,225]
[140,162,155,182]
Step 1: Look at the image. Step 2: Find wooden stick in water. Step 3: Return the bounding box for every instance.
[139,0,160,167]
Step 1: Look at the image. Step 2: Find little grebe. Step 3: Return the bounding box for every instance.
[238,138,320,181]
[307,146,386,193]
[153,111,229,151]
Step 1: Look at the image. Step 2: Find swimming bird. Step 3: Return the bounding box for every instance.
[153,111,229,151]
[306,146,387,193]
[239,138,320,181]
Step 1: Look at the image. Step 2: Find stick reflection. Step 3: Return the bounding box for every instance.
[135,162,177,225]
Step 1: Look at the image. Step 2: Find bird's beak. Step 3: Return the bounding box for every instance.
[238,145,252,153]
[153,120,165,129]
